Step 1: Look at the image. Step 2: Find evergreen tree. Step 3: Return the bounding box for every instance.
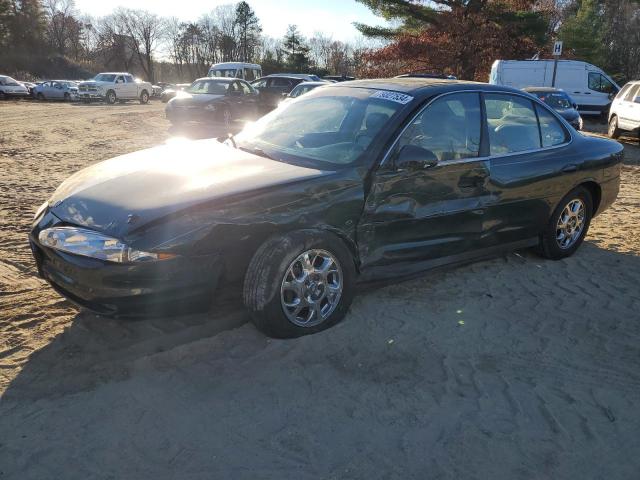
[355,0,549,80]
[234,1,261,62]
[558,0,604,66]
[282,24,310,72]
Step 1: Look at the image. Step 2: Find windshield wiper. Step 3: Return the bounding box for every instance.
[238,145,275,160]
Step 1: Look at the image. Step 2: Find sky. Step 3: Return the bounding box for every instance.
[73,0,386,43]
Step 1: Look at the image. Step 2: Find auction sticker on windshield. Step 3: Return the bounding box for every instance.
[370,90,414,104]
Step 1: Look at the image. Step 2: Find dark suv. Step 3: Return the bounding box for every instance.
[251,75,306,112]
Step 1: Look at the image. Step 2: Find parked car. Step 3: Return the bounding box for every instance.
[30,79,623,337]
[208,62,262,82]
[523,87,583,130]
[161,83,191,103]
[0,75,30,99]
[165,77,259,127]
[490,59,619,116]
[281,81,328,104]
[33,80,79,101]
[251,75,307,112]
[608,81,640,140]
[77,72,152,104]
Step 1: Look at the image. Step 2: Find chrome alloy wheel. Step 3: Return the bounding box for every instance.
[556,198,586,249]
[280,249,343,327]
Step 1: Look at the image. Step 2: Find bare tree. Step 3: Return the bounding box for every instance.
[43,0,79,56]
[113,8,164,82]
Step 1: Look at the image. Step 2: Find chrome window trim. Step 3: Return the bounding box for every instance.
[380,89,574,168]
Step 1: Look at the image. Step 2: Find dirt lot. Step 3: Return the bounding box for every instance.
[1,100,640,479]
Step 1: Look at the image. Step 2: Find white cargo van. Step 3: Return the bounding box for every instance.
[207,62,262,82]
[490,60,619,115]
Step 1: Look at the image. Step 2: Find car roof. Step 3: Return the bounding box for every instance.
[522,87,566,93]
[254,75,306,81]
[333,78,524,99]
[195,77,237,83]
[293,81,328,87]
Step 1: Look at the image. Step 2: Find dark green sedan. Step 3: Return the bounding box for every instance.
[30,79,624,337]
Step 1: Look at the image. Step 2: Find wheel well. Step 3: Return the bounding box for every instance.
[579,181,602,214]
[141,89,148,95]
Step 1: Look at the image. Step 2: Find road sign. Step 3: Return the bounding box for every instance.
[553,41,563,57]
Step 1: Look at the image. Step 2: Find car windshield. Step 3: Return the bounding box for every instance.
[235,87,409,169]
[189,80,230,95]
[94,74,116,82]
[533,92,573,110]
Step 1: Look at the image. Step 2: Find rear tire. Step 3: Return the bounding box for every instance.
[608,115,621,139]
[537,186,593,260]
[243,231,356,338]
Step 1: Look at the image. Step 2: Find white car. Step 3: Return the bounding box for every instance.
[608,81,640,140]
[77,72,152,104]
[490,60,619,116]
[0,75,30,99]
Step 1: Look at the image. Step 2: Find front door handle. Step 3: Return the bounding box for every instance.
[561,164,578,173]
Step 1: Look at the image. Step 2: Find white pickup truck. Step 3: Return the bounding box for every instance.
[77,72,152,104]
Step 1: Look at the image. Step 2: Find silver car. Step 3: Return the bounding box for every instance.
[33,81,79,101]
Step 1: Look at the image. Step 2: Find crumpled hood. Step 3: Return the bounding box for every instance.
[48,139,329,238]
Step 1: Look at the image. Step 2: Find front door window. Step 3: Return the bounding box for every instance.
[396,92,481,161]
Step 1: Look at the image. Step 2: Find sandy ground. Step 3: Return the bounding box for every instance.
[1,100,640,479]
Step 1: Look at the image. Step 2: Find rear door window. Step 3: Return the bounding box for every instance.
[270,78,292,88]
[535,104,569,147]
[485,94,540,155]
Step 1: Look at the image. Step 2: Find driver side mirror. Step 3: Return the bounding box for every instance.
[395,145,439,171]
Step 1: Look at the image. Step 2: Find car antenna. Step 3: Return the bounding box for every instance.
[227,132,237,149]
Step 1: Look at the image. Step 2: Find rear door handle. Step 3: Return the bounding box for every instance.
[561,164,578,173]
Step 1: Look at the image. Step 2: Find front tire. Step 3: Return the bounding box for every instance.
[608,115,621,139]
[140,90,149,104]
[537,186,593,260]
[105,90,116,105]
[243,231,356,338]
[37,92,45,101]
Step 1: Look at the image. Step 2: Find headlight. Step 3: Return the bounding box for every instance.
[38,227,175,263]
[204,103,217,111]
